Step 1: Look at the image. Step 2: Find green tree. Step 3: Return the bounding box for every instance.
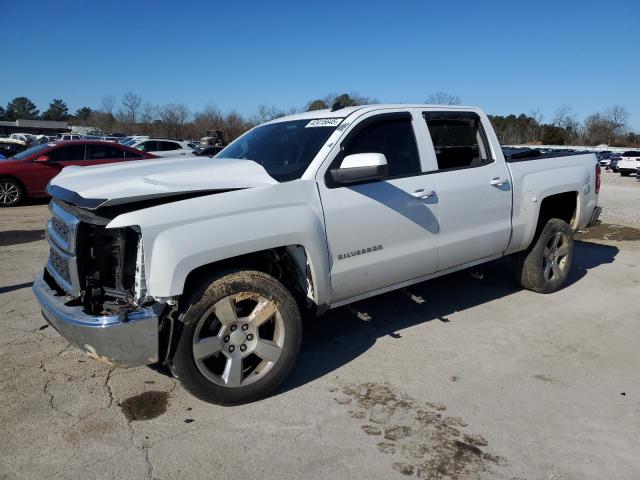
[0,106,6,120]
[5,97,39,120]
[306,99,328,111]
[541,125,569,145]
[42,99,69,121]
[74,107,93,123]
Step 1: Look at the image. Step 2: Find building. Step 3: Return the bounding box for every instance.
[0,119,71,137]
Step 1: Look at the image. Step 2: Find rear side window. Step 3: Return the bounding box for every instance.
[423,112,492,170]
[342,116,420,177]
[158,141,181,151]
[48,145,85,162]
[87,145,124,160]
[124,149,144,159]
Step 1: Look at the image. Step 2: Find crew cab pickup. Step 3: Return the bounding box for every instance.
[33,104,601,405]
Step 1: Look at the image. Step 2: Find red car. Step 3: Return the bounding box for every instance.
[0,141,156,207]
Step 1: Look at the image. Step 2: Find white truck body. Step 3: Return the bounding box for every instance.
[34,104,601,401]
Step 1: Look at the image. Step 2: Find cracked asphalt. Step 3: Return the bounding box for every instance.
[1,195,640,479]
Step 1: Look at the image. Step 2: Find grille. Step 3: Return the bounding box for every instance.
[49,248,71,284]
[46,201,81,296]
[51,217,70,243]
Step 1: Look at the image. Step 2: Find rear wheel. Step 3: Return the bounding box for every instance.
[0,178,24,207]
[514,218,574,293]
[171,270,302,405]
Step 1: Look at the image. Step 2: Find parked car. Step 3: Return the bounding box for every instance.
[60,134,82,141]
[609,156,620,172]
[195,145,225,157]
[9,133,38,145]
[0,138,28,159]
[617,151,640,176]
[129,138,197,157]
[0,140,156,206]
[35,104,601,405]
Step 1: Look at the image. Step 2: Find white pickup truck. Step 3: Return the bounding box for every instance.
[34,104,601,405]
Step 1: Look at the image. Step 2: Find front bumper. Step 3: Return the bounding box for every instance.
[32,271,161,367]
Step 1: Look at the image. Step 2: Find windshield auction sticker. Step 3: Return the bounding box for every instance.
[305,118,343,128]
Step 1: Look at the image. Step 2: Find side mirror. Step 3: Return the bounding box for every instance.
[34,155,50,163]
[330,153,388,185]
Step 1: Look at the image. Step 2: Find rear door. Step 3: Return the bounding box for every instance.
[317,110,439,303]
[423,111,512,271]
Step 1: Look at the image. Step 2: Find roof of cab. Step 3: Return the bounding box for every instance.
[266,103,480,124]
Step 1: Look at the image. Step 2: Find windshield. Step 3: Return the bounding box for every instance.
[622,151,640,156]
[10,143,51,160]
[217,119,341,181]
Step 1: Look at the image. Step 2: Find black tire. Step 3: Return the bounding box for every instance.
[0,177,25,207]
[513,218,574,294]
[171,270,302,405]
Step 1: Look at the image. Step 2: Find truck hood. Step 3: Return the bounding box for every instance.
[48,157,279,209]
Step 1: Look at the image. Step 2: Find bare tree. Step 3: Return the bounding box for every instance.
[425,92,461,105]
[120,92,142,124]
[101,94,116,115]
[605,105,629,135]
[252,104,286,124]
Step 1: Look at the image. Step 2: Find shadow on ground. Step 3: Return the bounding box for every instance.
[280,240,618,394]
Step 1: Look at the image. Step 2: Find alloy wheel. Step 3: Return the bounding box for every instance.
[542,231,570,281]
[192,294,285,388]
[0,182,20,205]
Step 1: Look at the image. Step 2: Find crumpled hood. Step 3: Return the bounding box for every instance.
[48,157,279,209]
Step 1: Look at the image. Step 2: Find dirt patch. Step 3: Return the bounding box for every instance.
[118,390,169,422]
[0,229,45,247]
[335,383,505,479]
[576,223,640,242]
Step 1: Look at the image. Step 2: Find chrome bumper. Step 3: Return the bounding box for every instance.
[587,206,602,228]
[32,271,161,367]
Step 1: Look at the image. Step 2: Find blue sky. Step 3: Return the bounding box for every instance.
[2,0,639,128]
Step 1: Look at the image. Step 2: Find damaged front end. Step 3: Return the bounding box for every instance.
[33,198,165,367]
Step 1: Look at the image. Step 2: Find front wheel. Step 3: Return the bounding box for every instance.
[513,218,574,293]
[171,270,302,405]
[0,178,24,207]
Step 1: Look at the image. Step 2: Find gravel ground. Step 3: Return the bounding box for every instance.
[598,170,640,227]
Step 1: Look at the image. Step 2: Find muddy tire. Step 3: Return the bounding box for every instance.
[0,178,24,207]
[171,270,302,405]
[513,218,574,294]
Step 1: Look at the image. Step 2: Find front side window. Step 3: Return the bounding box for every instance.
[136,141,157,152]
[423,112,492,170]
[218,119,340,182]
[48,145,85,162]
[342,116,420,177]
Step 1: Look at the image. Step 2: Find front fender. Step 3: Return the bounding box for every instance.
[107,181,330,306]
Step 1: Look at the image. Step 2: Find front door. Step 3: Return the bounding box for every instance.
[318,112,439,303]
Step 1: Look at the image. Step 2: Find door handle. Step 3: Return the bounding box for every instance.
[410,188,436,199]
[490,177,509,186]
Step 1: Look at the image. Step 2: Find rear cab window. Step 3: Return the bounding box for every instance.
[423,111,493,171]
